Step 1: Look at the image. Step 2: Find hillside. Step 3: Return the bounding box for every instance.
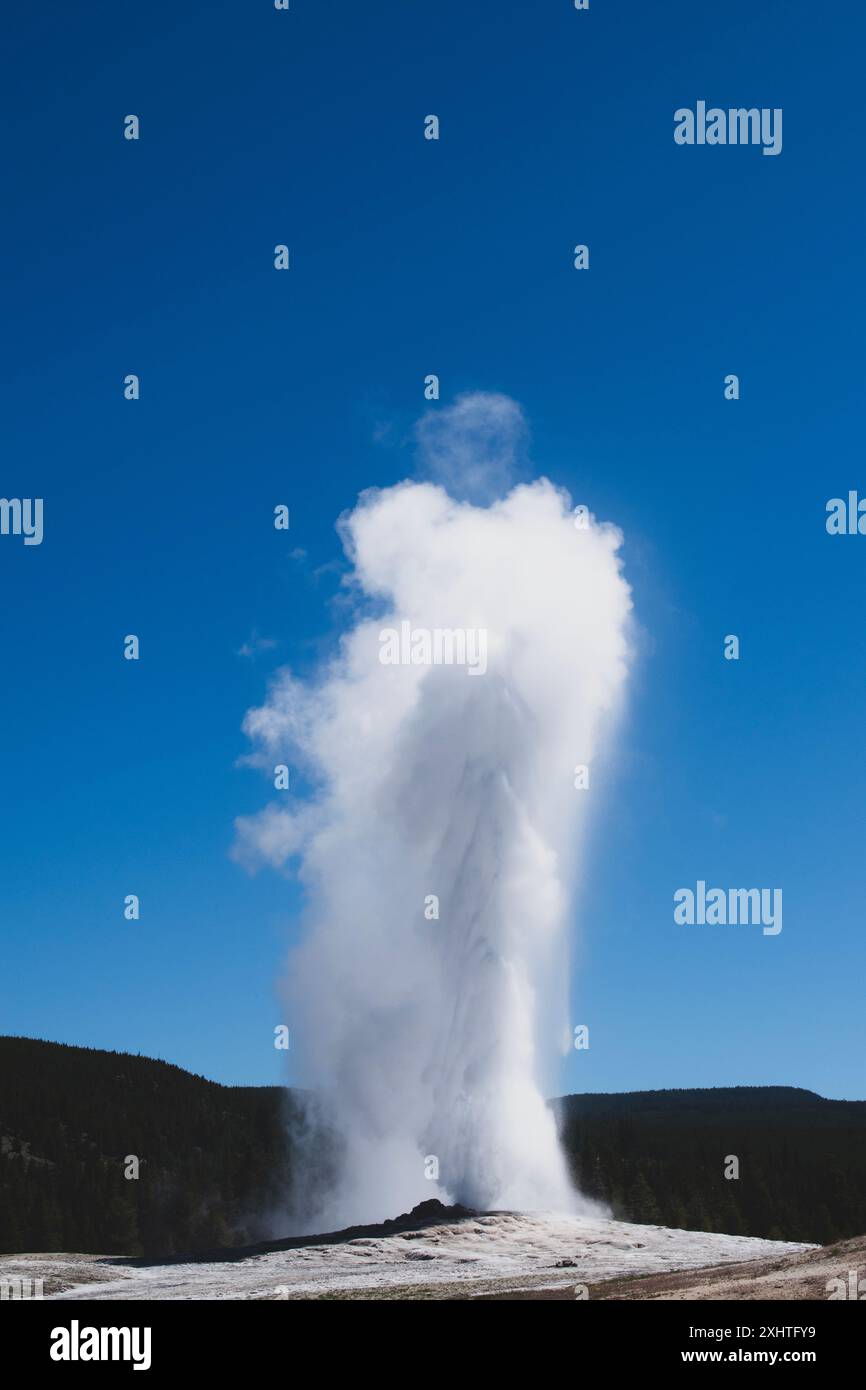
[1,1037,864,1256]
[0,1036,297,1256]
[554,1086,866,1243]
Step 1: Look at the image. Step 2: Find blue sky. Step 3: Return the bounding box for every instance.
[2,0,864,1098]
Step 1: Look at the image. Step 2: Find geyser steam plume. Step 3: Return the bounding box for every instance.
[236,395,632,1228]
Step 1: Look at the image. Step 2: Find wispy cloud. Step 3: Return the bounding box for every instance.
[236,631,279,660]
[414,390,529,502]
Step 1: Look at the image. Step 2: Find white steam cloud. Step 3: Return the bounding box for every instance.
[235,394,632,1228]
[414,390,528,501]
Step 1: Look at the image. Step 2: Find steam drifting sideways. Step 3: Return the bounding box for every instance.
[235,396,633,1230]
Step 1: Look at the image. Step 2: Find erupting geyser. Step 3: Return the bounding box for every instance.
[235,397,632,1228]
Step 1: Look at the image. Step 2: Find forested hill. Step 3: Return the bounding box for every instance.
[555,1086,866,1244]
[0,1036,296,1257]
[1,1036,864,1256]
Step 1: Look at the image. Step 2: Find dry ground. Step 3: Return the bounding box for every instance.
[466,1233,866,1300]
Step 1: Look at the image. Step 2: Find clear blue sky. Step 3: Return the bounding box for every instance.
[2,1,864,1098]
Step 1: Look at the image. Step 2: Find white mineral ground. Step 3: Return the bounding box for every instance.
[2,1207,834,1301]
